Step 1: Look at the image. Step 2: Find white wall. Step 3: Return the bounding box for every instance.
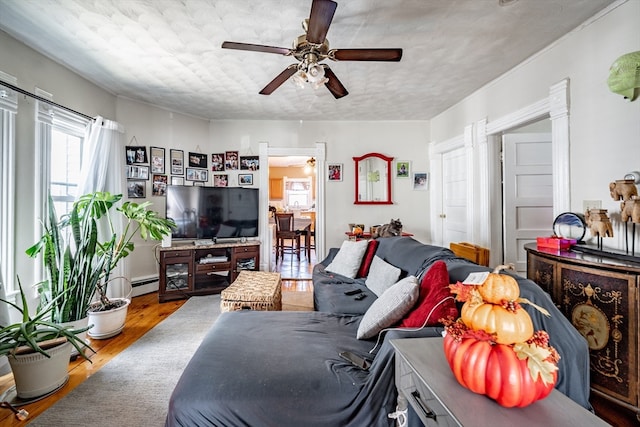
[430,0,640,252]
[208,119,431,250]
[0,30,117,290]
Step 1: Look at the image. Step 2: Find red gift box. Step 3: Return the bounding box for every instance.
[536,236,576,251]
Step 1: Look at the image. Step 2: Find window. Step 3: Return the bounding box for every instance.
[36,93,88,217]
[50,128,83,215]
[0,78,18,298]
[284,177,313,209]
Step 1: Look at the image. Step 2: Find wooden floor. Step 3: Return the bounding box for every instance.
[0,274,314,426]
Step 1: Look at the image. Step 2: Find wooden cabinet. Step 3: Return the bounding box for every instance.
[391,338,608,426]
[159,242,260,302]
[269,178,283,199]
[525,244,640,422]
[159,249,193,301]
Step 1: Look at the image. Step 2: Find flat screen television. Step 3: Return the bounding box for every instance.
[166,186,259,240]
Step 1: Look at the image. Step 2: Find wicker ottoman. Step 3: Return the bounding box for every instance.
[220,271,282,312]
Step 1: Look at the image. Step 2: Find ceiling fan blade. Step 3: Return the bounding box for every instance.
[222,41,292,56]
[306,0,337,45]
[323,66,348,99]
[259,65,298,95]
[331,48,403,62]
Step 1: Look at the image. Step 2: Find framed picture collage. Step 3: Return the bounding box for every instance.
[125,142,257,198]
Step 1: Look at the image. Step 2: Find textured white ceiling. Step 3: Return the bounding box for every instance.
[0,0,614,121]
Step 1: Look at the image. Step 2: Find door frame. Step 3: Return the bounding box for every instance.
[430,78,570,266]
[259,142,325,271]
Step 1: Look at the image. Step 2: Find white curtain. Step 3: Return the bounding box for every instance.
[77,117,129,299]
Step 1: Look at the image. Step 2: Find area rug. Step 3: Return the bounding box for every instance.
[29,295,221,427]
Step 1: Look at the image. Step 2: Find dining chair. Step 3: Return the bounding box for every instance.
[302,211,315,261]
[275,213,300,262]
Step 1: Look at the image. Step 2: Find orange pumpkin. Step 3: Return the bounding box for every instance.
[461,300,534,344]
[477,264,520,304]
[443,333,557,407]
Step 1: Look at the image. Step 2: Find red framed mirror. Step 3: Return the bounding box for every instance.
[353,152,393,205]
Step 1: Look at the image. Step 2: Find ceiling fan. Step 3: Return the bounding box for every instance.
[221,0,402,99]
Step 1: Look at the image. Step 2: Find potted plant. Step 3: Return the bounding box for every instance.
[26,192,175,339]
[0,278,93,399]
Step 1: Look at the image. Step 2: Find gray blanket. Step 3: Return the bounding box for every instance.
[166,311,442,426]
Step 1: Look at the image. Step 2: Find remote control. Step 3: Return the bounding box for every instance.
[344,289,362,296]
[339,351,370,370]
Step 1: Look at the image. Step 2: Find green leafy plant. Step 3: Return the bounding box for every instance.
[0,278,93,358]
[26,192,176,322]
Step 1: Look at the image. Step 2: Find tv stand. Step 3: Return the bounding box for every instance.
[158,241,260,302]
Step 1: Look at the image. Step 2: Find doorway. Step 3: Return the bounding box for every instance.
[268,155,317,279]
[502,131,553,275]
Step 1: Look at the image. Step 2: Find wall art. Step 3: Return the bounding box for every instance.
[211,153,225,171]
[126,165,149,180]
[188,152,207,168]
[396,160,410,178]
[170,149,184,175]
[127,181,145,198]
[126,146,148,164]
[413,172,429,191]
[239,173,253,186]
[152,174,168,196]
[214,174,229,187]
[240,155,259,170]
[225,151,239,170]
[151,146,165,173]
[186,167,208,182]
[328,163,343,181]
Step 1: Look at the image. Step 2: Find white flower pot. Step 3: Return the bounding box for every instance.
[8,340,72,399]
[87,298,131,339]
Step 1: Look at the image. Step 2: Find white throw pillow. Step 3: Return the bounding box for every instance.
[365,256,401,297]
[357,276,419,339]
[325,240,370,279]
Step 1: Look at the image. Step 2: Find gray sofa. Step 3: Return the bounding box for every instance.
[167,237,591,427]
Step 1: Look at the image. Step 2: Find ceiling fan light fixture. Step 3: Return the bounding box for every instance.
[292,70,308,89]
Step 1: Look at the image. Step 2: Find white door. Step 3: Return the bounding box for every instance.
[441,148,468,246]
[503,133,553,275]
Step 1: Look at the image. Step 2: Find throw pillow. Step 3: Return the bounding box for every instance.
[399,260,459,328]
[365,256,401,297]
[356,239,379,278]
[357,276,419,339]
[325,239,370,279]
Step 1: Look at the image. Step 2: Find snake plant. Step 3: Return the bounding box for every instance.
[26,192,175,322]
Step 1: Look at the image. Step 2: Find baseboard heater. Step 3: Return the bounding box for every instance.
[132,276,159,288]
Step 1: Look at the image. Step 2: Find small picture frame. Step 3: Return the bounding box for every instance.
[214,174,229,187]
[127,181,146,198]
[396,161,410,178]
[327,163,343,181]
[170,176,184,186]
[170,149,184,175]
[188,152,207,168]
[240,155,259,170]
[238,173,253,186]
[150,147,165,173]
[211,153,225,171]
[186,167,208,182]
[225,151,239,170]
[413,172,429,191]
[152,174,168,196]
[126,165,149,180]
[126,146,148,164]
